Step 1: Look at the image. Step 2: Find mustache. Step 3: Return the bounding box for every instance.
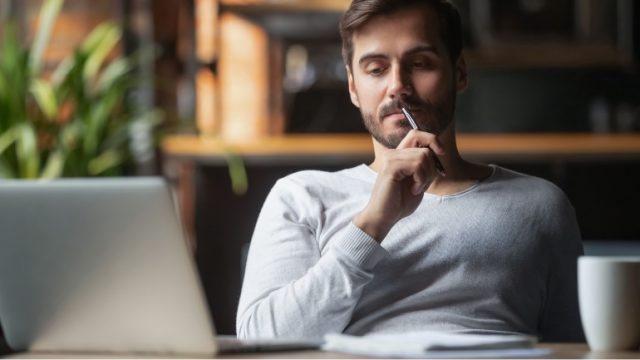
[379,98,432,118]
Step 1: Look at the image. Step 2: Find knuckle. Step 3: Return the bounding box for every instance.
[419,148,430,161]
[417,130,434,140]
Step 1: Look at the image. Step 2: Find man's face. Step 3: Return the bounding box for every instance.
[347,5,467,149]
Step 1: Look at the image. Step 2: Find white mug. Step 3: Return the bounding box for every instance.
[578,256,640,351]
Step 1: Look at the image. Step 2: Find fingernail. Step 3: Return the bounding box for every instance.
[429,145,445,155]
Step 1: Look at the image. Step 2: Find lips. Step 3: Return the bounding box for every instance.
[382,107,422,121]
[383,111,406,122]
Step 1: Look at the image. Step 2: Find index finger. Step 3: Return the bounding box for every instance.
[397,129,446,155]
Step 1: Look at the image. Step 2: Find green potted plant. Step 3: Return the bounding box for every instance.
[0,0,162,179]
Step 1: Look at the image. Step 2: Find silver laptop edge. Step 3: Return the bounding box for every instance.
[0,177,218,355]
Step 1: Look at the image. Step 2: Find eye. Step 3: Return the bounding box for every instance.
[369,67,384,76]
[404,53,437,71]
[411,59,432,69]
[364,62,388,76]
[413,61,426,68]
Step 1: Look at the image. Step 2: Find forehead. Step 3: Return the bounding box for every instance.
[351,5,444,60]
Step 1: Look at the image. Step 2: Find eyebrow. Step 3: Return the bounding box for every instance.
[357,45,439,67]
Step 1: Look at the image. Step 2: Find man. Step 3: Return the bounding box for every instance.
[236,0,584,341]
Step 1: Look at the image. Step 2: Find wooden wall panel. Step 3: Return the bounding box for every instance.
[219,12,269,141]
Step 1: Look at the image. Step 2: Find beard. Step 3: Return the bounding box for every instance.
[361,90,456,149]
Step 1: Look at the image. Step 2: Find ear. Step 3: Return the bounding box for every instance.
[347,66,361,108]
[454,56,468,92]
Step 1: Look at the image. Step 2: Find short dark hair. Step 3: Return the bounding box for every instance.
[339,0,462,68]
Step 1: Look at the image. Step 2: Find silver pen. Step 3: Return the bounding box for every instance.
[401,107,446,176]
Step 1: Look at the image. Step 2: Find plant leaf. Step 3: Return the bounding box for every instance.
[80,22,111,54]
[51,57,74,86]
[83,87,120,156]
[88,149,122,175]
[30,78,59,120]
[96,58,131,93]
[16,123,40,178]
[1,24,19,71]
[224,151,248,195]
[59,121,82,149]
[99,114,138,151]
[0,158,15,178]
[0,67,7,105]
[81,23,122,89]
[29,0,64,75]
[0,125,18,154]
[40,149,65,179]
[1,24,30,130]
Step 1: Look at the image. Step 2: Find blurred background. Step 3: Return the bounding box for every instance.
[1,0,639,336]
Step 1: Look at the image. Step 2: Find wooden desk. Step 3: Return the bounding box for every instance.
[540,342,640,358]
[5,343,640,358]
[222,343,640,358]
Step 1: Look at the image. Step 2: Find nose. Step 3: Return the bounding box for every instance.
[388,64,412,100]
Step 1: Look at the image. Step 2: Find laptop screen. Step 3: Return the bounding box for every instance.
[0,178,217,355]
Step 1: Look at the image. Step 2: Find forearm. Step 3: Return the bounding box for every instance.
[236,223,387,339]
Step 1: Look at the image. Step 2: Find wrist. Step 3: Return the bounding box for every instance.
[352,211,394,243]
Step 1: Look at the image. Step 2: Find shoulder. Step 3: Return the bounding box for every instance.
[259,165,373,230]
[266,165,372,206]
[490,166,581,244]
[491,166,568,205]
[486,166,576,221]
[273,165,373,194]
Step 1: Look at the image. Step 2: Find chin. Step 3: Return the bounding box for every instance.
[372,130,407,149]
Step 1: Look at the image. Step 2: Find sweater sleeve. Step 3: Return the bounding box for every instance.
[236,178,388,339]
[538,190,585,342]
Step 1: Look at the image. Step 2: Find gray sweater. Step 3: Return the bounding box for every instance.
[236,165,584,341]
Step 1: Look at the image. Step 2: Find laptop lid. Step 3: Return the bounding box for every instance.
[0,177,217,355]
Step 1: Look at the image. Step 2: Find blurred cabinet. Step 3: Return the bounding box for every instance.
[462,0,635,68]
[197,0,638,138]
[192,0,351,141]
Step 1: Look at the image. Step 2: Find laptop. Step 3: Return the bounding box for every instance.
[0,177,321,355]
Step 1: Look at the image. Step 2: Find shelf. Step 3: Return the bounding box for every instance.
[220,0,349,12]
[163,134,372,165]
[456,133,640,161]
[464,44,633,70]
[162,133,640,164]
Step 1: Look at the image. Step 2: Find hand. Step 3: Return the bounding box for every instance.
[353,130,445,242]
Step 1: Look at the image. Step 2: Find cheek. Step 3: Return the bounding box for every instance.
[416,73,452,101]
[355,78,386,110]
